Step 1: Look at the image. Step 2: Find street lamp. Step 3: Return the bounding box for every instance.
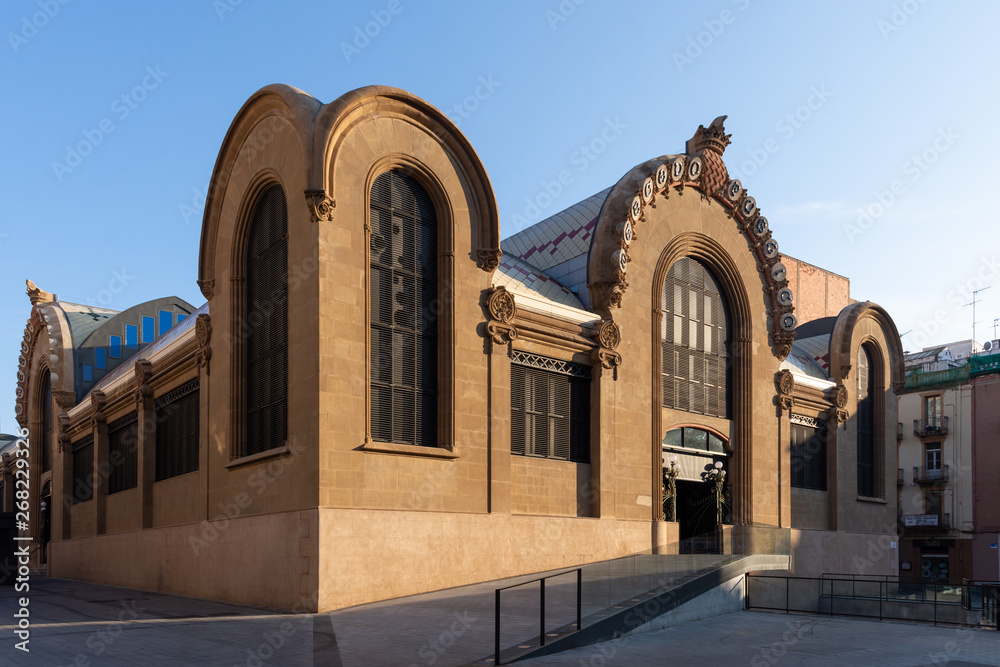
[663,454,679,522]
[706,460,727,527]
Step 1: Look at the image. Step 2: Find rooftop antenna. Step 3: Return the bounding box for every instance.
[963,286,991,351]
[994,317,999,341]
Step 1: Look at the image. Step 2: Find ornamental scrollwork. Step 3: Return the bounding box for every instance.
[304,189,335,223]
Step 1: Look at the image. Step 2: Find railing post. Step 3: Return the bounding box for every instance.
[786,576,790,614]
[879,581,883,621]
[495,589,501,666]
[576,568,582,630]
[540,579,546,646]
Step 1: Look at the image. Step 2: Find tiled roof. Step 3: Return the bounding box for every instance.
[58,302,119,348]
[493,255,584,310]
[500,187,611,272]
[792,334,831,376]
[90,302,208,394]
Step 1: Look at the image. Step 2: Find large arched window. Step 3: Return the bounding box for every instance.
[243,184,288,456]
[857,345,876,497]
[369,170,438,447]
[40,369,51,473]
[661,257,731,419]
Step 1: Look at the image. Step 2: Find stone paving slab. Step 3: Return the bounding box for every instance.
[2,577,1000,666]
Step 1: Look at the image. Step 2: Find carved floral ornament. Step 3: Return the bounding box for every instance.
[827,385,849,423]
[482,286,517,347]
[596,119,797,360]
[477,248,502,272]
[195,314,212,374]
[776,369,795,412]
[304,189,335,223]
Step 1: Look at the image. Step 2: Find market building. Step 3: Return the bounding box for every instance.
[14,84,904,612]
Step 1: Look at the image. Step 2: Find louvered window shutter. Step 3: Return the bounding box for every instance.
[155,379,200,481]
[661,258,731,419]
[370,171,438,447]
[108,412,138,494]
[244,184,288,456]
[41,370,52,473]
[510,352,591,463]
[857,347,875,496]
[72,435,94,504]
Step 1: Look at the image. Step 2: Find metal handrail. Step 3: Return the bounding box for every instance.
[494,568,581,665]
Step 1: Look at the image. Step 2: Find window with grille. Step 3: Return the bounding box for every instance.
[155,379,199,481]
[108,412,138,494]
[41,370,51,473]
[791,418,827,491]
[857,346,876,497]
[661,257,731,419]
[510,351,591,463]
[369,170,438,447]
[244,184,288,456]
[72,435,94,504]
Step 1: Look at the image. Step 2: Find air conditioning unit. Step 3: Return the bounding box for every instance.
[986,340,993,351]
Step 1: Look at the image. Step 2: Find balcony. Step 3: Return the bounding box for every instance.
[897,468,904,486]
[903,513,950,530]
[913,465,949,484]
[913,416,949,438]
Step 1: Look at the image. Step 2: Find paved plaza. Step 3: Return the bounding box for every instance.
[1,577,999,666]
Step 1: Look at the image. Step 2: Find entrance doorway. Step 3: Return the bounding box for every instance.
[677,479,716,541]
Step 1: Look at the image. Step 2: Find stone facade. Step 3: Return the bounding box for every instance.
[15,86,906,612]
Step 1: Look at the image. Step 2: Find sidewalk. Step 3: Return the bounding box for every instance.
[1,576,999,666]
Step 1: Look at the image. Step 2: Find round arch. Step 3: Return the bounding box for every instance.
[651,233,755,526]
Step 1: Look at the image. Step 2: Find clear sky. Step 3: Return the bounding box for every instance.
[2,1,998,432]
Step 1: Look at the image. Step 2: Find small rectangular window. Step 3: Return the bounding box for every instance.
[82,365,93,382]
[72,436,94,504]
[125,324,138,349]
[142,316,155,343]
[177,313,187,324]
[109,335,122,358]
[159,310,172,337]
[95,348,106,370]
[791,419,828,491]
[155,379,200,481]
[510,351,590,463]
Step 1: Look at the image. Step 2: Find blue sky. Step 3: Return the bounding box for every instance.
[2,0,998,432]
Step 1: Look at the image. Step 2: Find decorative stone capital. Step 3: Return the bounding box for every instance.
[776,369,794,412]
[57,414,71,452]
[305,189,335,223]
[771,330,795,361]
[826,385,849,424]
[197,278,215,300]
[53,390,77,411]
[90,391,107,426]
[484,286,515,324]
[477,248,502,272]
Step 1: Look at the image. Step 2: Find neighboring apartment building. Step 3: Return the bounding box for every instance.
[14,85,905,612]
[897,341,1000,582]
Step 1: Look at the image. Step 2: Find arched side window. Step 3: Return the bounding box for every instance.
[40,369,51,473]
[857,345,877,497]
[661,258,731,419]
[369,170,438,447]
[244,184,288,456]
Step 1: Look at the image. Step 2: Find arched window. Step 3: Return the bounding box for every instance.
[857,345,876,497]
[369,170,438,447]
[661,258,731,419]
[40,369,51,473]
[244,184,288,456]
